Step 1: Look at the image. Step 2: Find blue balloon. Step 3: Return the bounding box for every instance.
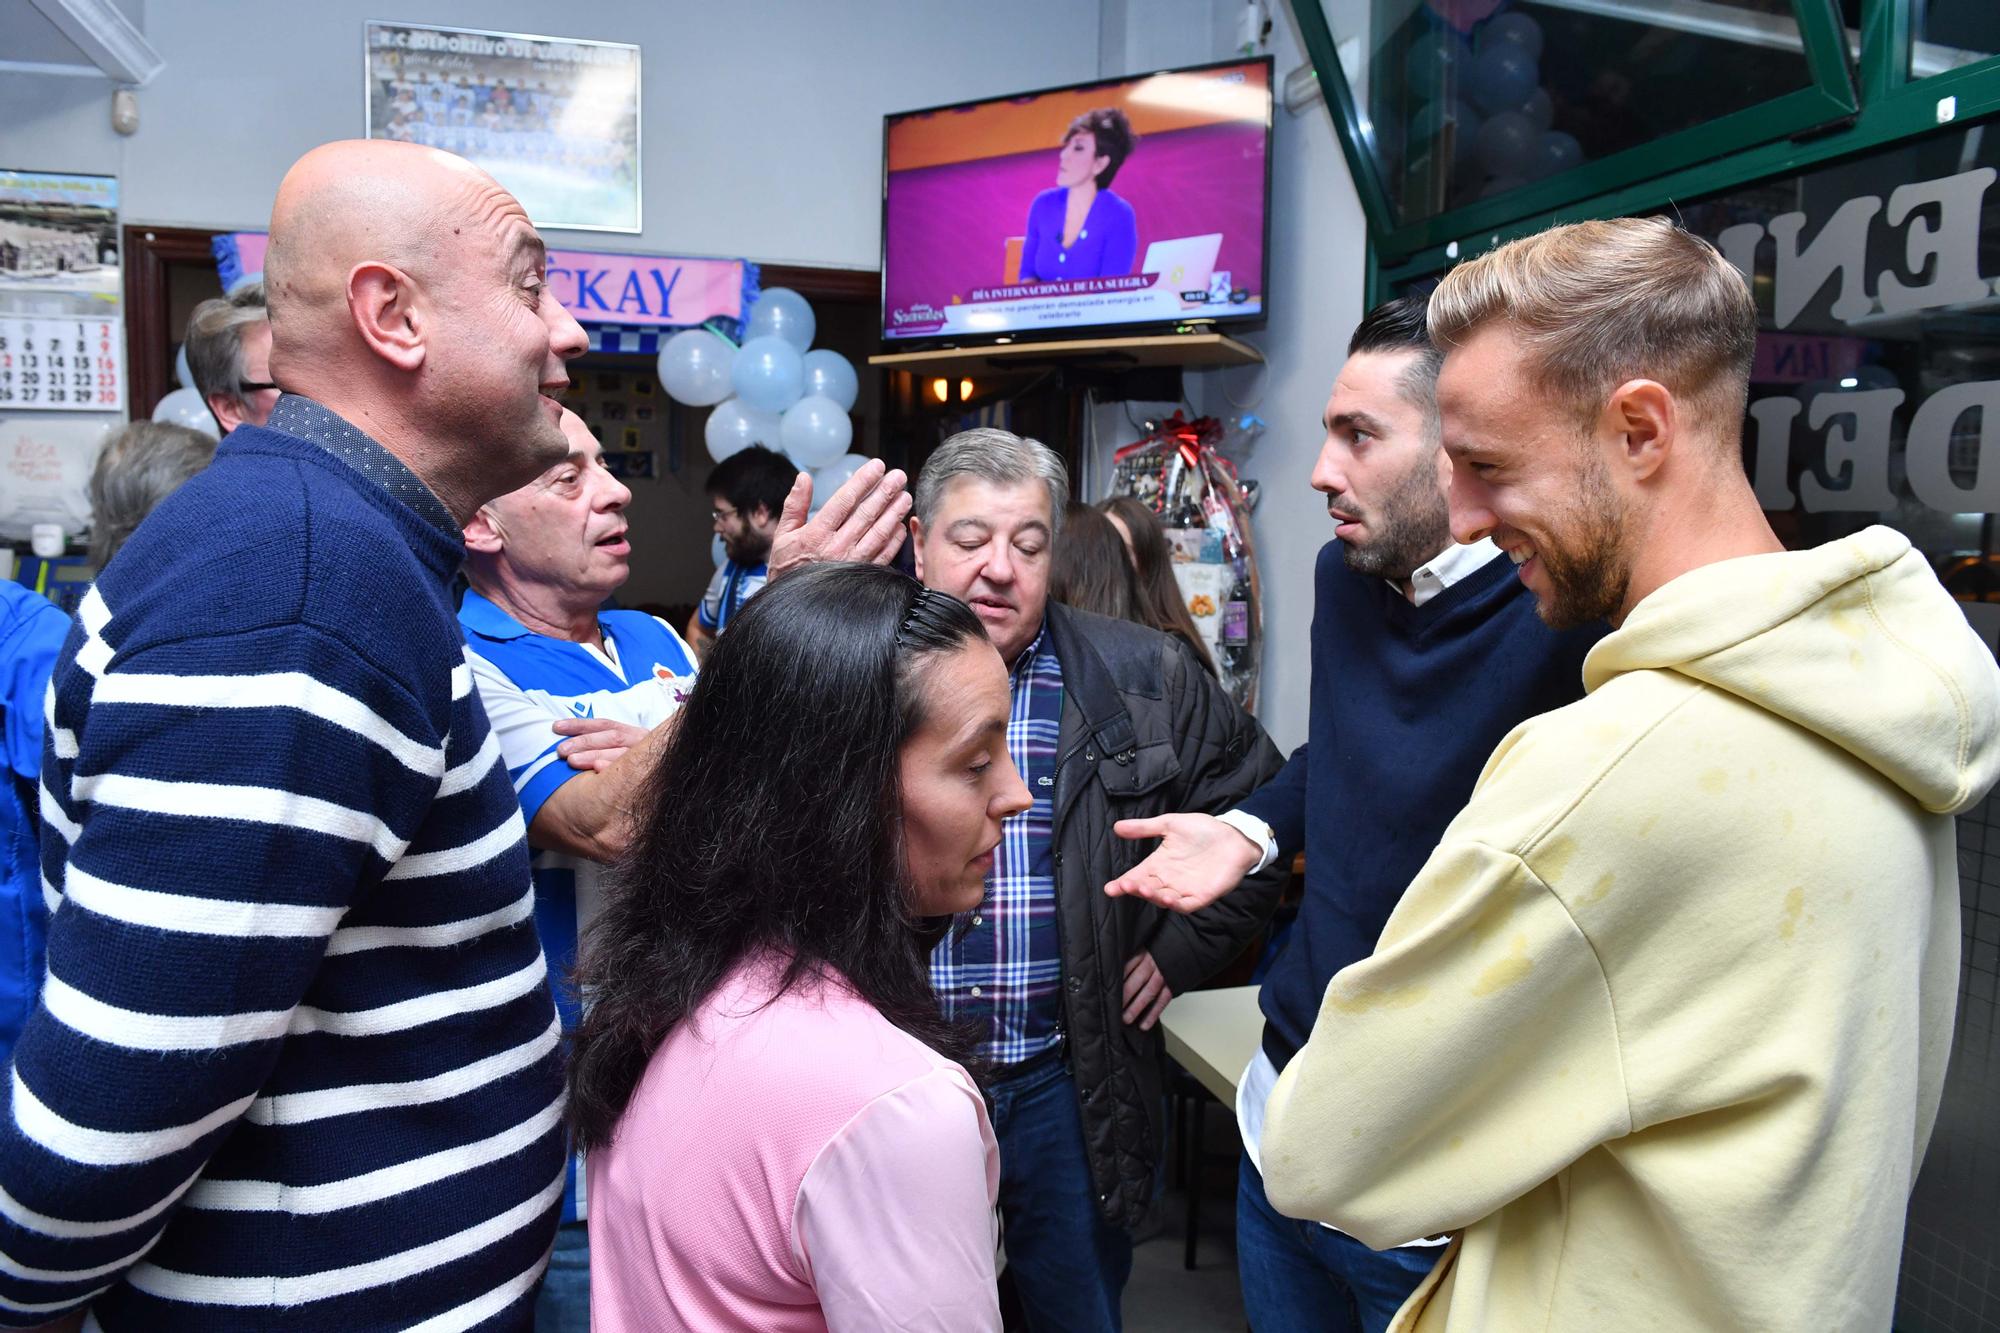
[1532,130,1584,179]
[731,335,805,413]
[1517,87,1553,133]
[746,287,816,353]
[1474,110,1538,178]
[801,349,859,412]
[1469,42,1538,114]
[1408,98,1482,171]
[1477,12,1544,62]
[1403,31,1469,105]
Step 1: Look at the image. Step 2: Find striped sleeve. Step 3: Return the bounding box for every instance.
[0,604,448,1325]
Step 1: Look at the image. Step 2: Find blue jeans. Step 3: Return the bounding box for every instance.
[1237,1156,1437,1333]
[989,1058,1134,1332]
[533,1219,590,1333]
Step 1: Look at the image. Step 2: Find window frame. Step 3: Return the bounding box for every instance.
[1291,0,1869,264]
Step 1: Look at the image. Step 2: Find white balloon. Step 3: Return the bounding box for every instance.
[657,328,735,407]
[173,343,191,389]
[810,453,869,510]
[705,397,783,464]
[711,533,728,567]
[780,395,852,470]
[745,287,816,353]
[151,386,220,439]
[801,349,859,412]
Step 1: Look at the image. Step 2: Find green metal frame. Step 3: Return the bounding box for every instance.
[1291,0,1865,266]
[1366,0,2000,289]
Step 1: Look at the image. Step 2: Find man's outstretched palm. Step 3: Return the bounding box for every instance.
[1105,812,1262,914]
[768,459,912,579]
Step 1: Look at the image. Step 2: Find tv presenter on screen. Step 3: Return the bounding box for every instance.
[1018,107,1139,283]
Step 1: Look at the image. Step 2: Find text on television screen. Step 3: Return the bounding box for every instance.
[882,60,1272,343]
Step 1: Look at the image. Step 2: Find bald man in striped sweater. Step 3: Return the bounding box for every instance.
[0,140,589,1330]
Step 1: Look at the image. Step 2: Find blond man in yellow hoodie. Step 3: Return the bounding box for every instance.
[1120,217,2000,1331]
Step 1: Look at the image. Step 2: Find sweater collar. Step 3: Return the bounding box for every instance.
[266,394,460,541]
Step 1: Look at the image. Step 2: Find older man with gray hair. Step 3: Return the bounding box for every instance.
[912,427,1285,1329]
[183,280,276,435]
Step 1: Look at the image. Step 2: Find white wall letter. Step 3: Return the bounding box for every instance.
[1745,395,1801,509]
[1906,378,2000,512]
[1768,196,1882,329]
[1800,388,1903,512]
[1876,168,1996,317]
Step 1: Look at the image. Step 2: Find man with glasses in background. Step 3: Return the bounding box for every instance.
[183,279,278,435]
[689,444,794,658]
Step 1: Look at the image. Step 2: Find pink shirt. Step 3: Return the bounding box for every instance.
[588,954,1003,1331]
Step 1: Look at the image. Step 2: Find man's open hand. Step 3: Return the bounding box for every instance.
[768,459,912,580]
[1104,812,1263,914]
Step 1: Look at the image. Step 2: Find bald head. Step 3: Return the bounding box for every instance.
[267,140,534,366]
[260,139,587,523]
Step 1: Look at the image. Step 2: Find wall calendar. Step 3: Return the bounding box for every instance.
[0,315,123,411]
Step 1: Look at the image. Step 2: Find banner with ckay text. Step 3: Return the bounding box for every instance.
[212,232,755,330]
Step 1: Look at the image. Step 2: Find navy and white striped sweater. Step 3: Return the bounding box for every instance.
[0,418,566,1330]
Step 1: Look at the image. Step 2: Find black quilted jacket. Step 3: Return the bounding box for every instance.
[1040,602,1286,1229]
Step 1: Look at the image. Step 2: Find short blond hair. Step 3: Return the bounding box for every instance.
[1427,217,1757,433]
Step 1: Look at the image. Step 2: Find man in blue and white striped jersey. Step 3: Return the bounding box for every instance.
[459,408,698,1331]
[0,140,587,1330]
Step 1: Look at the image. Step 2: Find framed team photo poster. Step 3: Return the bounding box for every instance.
[365,21,642,233]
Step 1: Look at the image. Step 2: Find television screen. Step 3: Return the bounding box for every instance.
[881,58,1272,345]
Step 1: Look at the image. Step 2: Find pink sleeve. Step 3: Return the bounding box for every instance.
[792,1067,1002,1332]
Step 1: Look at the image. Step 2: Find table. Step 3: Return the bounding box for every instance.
[1159,983,1262,1107]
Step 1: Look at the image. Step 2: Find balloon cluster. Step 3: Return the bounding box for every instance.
[1406,10,1581,203]
[150,345,220,440]
[657,287,870,507]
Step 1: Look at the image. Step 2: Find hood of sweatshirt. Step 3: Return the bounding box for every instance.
[1582,525,2000,815]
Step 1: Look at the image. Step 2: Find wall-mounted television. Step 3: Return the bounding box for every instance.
[881,57,1273,347]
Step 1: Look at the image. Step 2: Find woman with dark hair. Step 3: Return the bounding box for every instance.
[1050,501,1139,622]
[574,562,1028,1332]
[1018,106,1139,282]
[1100,494,1218,677]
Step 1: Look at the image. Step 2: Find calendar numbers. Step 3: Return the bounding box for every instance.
[0,315,120,411]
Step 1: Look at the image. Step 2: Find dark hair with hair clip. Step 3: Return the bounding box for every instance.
[566,563,991,1150]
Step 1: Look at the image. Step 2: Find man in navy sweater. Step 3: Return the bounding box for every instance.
[0,141,592,1330]
[1109,297,1602,1332]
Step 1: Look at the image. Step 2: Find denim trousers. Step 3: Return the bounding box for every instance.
[1236,1155,1437,1333]
[989,1058,1134,1332]
[532,1219,590,1333]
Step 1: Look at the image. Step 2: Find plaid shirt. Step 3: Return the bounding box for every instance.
[930,623,1065,1067]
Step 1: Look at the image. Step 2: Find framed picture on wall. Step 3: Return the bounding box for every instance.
[364,21,641,233]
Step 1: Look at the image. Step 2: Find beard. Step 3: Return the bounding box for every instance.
[1531,452,1630,630]
[1337,451,1454,583]
[726,527,773,566]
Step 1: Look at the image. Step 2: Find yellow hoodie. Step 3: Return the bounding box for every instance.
[1260,527,2000,1332]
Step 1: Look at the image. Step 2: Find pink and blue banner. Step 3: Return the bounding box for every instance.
[213,233,755,330]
